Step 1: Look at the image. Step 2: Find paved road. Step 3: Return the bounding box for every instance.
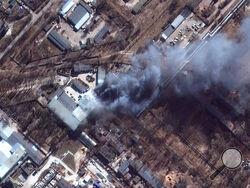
[0,0,54,61]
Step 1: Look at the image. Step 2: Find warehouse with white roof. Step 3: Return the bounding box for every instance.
[0,120,26,180]
[60,0,75,16]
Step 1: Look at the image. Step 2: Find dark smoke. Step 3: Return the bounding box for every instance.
[96,48,162,114]
[95,17,250,115]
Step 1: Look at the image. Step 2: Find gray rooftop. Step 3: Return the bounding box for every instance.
[71,80,89,93]
[57,178,73,188]
[48,88,81,131]
[132,0,148,14]
[138,166,165,188]
[171,8,191,29]
[161,26,175,41]
[0,140,26,179]
[57,92,77,112]
[68,5,88,26]
[48,88,95,131]
[79,1,92,14]
[93,23,110,43]
[7,132,43,165]
[48,30,71,51]
[118,159,129,176]
[73,64,92,73]
[96,66,106,86]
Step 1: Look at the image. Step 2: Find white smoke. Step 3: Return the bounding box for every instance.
[96,17,250,115]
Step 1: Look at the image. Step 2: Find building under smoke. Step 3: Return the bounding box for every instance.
[48,88,96,131]
[48,67,106,131]
[96,17,250,117]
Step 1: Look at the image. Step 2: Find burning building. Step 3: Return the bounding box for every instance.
[48,67,105,131]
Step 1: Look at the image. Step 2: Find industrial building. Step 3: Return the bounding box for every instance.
[60,0,75,16]
[96,66,106,86]
[0,119,44,178]
[97,145,116,165]
[160,26,175,41]
[0,120,26,181]
[170,8,191,29]
[138,166,165,188]
[72,64,93,75]
[160,8,191,41]
[68,1,92,31]
[48,88,80,131]
[48,88,96,131]
[131,0,148,14]
[0,22,8,39]
[71,79,89,93]
[48,29,71,51]
[48,65,105,131]
[0,140,25,180]
[93,23,110,43]
[118,159,129,176]
[78,131,97,149]
[0,118,44,181]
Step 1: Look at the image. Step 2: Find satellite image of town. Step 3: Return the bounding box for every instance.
[0,0,249,187]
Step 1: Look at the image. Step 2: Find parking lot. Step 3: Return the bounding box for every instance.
[63,72,97,102]
[166,13,205,47]
[58,20,84,48]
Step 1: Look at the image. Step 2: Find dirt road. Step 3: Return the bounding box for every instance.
[0,0,54,61]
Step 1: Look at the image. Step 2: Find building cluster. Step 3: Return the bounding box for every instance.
[60,0,92,31]
[48,66,105,131]
[0,0,18,39]
[47,0,93,51]
[34,167,75,188]
[161,9,191,42]
[46,0,111,51]
[76,120,167,188]
[0,117,45,184]
[118,158,165,188]
[0,0,17,12]
[160,8,205,47]
[1,0,249,187]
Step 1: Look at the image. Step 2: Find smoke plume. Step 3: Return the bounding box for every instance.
[96,17,250,115]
